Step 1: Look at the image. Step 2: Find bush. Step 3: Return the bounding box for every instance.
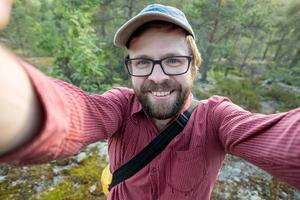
[213,79,260,111]
[260,85,300,112]
[194,73,261,111]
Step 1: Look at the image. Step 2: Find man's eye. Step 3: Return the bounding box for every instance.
[136,60,150,65]
[165,57,183,66]
[168,58,179,63]
[133,59,151,68]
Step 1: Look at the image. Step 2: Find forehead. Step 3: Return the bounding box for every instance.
[127,27,190,59]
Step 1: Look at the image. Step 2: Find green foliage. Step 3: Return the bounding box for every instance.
[2,0,299,85]
[2,0,129,93]
[261,66,300,87]
[48,2,109,92]
[260,85,300,112]
[194,69,261,111]
[2,0,41,55]
[214,79,260,111]
[194,67,300,112]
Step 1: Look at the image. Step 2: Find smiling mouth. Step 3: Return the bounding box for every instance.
[151,91,173,97]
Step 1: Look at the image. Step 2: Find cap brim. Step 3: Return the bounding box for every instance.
[113,12,194,48]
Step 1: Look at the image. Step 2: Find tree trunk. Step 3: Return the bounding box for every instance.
[15,15,26,56]
[289,48,300,68]
[262,42,270,61]
[200,0,223,82]
[200,48,212,82]
[273,32,286,62]
[262,34,273,61]
[100,20,106,37]
[127,0,134,19]
[240,29,258,72]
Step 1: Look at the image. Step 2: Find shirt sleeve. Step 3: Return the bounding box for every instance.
[213,97,300,189]
[0,60,128,165]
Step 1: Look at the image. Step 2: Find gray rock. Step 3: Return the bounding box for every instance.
[75,152,88,163]
[89,184,97,193]
[233,177,240,182]
[88,183,102,196]
[0,176,6,182]
[52,163,76,175]
[55,159,70,166]
[0,165,9,176]
[52,176,66,186]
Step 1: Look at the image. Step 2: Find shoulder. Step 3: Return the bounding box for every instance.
[102,87,135,100]
[195,95,248,118]
[198,95,232,109]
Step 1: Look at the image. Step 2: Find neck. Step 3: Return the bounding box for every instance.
[153,118,172,131]
[152,93,194,131]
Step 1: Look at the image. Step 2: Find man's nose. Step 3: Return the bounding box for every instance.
[147,64,169,83]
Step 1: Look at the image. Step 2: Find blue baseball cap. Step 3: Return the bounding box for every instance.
[113,4,195,48]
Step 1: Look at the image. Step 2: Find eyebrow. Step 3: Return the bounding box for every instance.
[131,53,186,59]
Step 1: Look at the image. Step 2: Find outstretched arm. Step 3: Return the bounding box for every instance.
[0,45,44,155]
[214,99,300,189]
[0,48,127,165]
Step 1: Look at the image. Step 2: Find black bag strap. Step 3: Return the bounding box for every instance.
[109,99,199,191]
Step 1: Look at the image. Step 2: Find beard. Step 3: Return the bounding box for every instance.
[133,79,191,120]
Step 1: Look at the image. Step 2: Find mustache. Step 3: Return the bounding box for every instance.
[141,79,178,92]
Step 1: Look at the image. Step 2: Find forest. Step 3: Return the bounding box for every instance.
[0,0,299,199]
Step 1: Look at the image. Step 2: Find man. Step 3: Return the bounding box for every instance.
[0,3,299,200]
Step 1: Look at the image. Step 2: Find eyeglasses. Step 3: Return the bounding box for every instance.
[125,56,193,77]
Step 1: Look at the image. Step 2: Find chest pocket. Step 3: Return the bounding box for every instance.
[166,146,206,192]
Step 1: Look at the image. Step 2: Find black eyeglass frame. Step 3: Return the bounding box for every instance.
[124,55,193,77]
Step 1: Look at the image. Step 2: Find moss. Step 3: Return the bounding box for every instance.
[36,179,85,200]
[0,164,55,200]
[36,178,106,200]
[67,149,104,182]
[35,148,106,200]
[0,180,19,200]
[247,176,297,199]
[0,147,108,200]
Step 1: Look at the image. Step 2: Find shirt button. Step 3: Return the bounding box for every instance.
[152,194,158,200]
[150,167,157,173]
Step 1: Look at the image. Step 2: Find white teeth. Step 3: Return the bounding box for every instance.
[152,91,171,97]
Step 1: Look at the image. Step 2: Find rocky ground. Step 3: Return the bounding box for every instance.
[212,156,300,200]
[0,142,299,200]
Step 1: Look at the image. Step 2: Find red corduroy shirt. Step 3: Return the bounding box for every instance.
[1,61,300,200]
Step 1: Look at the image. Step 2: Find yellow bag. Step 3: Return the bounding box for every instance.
[101,164,112,196]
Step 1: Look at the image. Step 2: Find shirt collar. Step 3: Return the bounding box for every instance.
[180,92,194,114]
[131,95,144,116]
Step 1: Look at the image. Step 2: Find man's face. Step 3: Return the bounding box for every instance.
[128,28,193,120]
